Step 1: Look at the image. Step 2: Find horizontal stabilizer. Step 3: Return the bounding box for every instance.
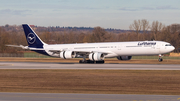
[6,45,29,49]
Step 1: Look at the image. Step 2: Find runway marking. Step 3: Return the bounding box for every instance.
[0,64,12,66]
[1,93,180,101]
[1,62,180,70]
[0,94,122,101]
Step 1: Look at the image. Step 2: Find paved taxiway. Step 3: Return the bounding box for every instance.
[0,93,180,101]
[0,62,180,70]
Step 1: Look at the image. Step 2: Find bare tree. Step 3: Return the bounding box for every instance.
[40,31,51,43]
[170,24,180,34]
[151,21,165,40]
[129,20,141,40]
[92,27,107,42]
[0,28,10,52]
[141,19,150,40]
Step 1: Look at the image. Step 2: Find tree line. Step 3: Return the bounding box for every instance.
[0,19,180,53]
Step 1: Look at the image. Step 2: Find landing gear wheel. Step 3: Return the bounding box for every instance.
[86,60,95,63]
[79,60,86,63]
[158,58,163,62]
[79,60,95,64]
[79,60,104,64]
[95,60,105,64]
[79,60,82,63]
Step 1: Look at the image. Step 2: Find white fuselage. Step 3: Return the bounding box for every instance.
[43,41,175,58]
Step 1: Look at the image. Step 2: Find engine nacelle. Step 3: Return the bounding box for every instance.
[89,52,104,61]
[117,56,132,60]
[60,51,76,59]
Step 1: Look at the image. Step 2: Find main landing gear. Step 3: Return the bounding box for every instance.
[79,60,104,64]
[158,54,163,62]
[79,55,104,64]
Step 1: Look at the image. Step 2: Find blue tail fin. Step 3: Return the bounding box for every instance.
[22,24,47,48]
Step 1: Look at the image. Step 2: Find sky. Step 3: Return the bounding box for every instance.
[0,0,180,29]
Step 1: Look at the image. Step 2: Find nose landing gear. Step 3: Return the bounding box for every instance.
[158,54,163,62]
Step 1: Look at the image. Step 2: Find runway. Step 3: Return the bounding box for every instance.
[0,92,180,101]
[0,62,180,70]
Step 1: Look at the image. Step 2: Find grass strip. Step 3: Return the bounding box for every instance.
[0,69,180,95]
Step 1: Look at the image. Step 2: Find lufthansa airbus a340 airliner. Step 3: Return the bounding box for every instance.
[8,24,175,63]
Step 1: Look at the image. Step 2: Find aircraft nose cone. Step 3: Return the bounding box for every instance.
[171,46,175,51]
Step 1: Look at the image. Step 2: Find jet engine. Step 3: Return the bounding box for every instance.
[60,51,76,59]
[89,52,104,61]
[117,56,132,60]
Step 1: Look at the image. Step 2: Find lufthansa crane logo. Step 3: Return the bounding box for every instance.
[27,33,36,44]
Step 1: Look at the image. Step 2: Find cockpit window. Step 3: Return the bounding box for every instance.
[165,44,172,46]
